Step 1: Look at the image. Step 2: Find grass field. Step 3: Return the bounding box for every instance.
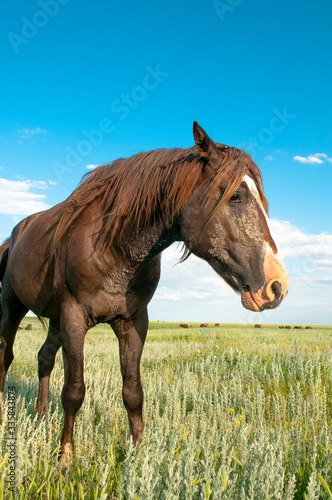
[0,318,332,499]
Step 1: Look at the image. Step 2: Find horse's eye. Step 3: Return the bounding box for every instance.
[230,193,240,203]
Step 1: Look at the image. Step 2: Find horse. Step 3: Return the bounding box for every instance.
[0,121,289,472]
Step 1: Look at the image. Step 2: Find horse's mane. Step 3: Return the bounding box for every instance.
[49,145,268,254]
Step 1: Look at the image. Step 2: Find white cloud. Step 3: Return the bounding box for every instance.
[264,155,274,161]
[293,155,323,165]
[153,287,183,302]
[0,177,49,215]
[269,219,332,259]
[293,153,331,165]
[291,276,332,288]
[14,176,47,188]
[86,164,98,170]
[313,153,328,158]
[17,127,47,139]
[314,259,332,267]
[154,286,212,302]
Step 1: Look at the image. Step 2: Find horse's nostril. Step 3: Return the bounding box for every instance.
[271,281,282,300]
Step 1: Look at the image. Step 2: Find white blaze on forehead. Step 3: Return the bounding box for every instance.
[243,175,268,218]
[243,174,283,261]
[241,175,289,296]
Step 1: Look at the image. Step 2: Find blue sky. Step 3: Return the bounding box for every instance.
[1,0,331,324]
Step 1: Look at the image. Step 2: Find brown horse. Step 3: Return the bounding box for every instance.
[0,122,288,472]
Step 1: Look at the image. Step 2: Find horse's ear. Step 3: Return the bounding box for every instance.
[193,121,219,160]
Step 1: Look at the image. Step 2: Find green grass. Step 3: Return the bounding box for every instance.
[1,318,332,499]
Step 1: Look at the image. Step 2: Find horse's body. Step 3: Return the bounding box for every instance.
[0,122,288,471]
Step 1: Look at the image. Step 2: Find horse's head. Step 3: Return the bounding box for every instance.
[179,121,289,312]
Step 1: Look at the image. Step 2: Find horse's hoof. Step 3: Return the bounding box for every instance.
[59,443,73,474]
[59,459,68,475]
[34,407,49,417]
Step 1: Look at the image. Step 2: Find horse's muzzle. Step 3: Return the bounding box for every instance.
[241,252,289,312]
[241,279,287,311]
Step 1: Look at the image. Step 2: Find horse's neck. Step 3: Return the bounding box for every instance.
[115,220,176,264]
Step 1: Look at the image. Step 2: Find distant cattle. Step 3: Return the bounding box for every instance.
[285,326,291,329]
[279,326,284,329]
[254,324,263,328]
[17,326,23,330]
[294,326,303,329]
[215,323,220,327]
[180,324,189,328]
[200,323,208,328]
[25,324,32,330]
[305,326,313,329]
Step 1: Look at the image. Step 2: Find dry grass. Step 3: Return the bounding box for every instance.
[0,319,331,499]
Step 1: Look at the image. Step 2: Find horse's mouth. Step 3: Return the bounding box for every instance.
[241,282,287,312]
[241,290,262,312]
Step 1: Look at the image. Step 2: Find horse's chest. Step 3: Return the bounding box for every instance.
[101,270,129,302]
[103,269,128,293]
[90,269,137,318]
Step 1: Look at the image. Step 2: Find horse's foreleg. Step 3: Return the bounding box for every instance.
[35,319,62,415]
[111,309,148,445]
[58,299,87,474]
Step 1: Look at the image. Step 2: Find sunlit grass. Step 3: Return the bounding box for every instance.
[0,318,331,498]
